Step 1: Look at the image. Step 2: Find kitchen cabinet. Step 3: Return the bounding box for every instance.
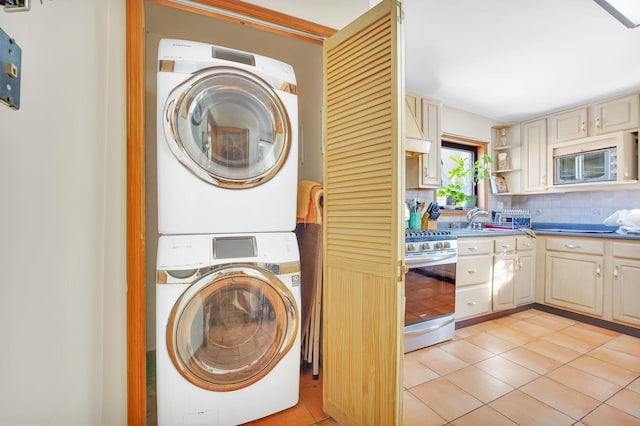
[521,118,548,193]
[592,93,640,136]
[549,93,640,144]
[406,96,441,188]
[492,236,535,312]
[549,107,588,144]
[544,237,605,317]
[491,124,520,195]
[455,238,493,320]
[611,242,640,327]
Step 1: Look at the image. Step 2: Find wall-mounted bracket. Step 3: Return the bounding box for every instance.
[0,27,21,109]
[3,0,31,12]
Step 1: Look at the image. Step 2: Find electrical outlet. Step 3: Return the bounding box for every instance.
[592,208,601,215]
[535,209,543,216]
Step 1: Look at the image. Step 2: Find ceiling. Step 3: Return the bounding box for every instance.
[246,0,640,123]
[404,0,640,123]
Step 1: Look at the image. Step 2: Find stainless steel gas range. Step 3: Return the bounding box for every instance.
[404,229,458,353]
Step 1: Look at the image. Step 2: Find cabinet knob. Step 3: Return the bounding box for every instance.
[613,266,619,279]
[596,264,601,278]
[467,269,477,274]
[581,121,585,132]
[596,117,601,129]
[467,301,477,306]
[564,244,580,249]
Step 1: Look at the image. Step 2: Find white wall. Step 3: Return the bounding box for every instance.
[441,105,502,142]
[0,1,126,424]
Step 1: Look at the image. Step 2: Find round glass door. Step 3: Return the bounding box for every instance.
[163,67,291,188]
[166,265,298,391]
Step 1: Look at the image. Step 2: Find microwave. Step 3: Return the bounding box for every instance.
[552,132,638,186]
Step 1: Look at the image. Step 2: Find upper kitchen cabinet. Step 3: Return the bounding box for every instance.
[521,118,548,193]
[491,124,520,194]
[550,93,640,144]
[406,94,441,188]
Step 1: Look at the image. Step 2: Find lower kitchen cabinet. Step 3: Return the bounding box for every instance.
[544,237,605,318]
[456,235,535,320]
[611,242,640,327]
[493,236,535,312]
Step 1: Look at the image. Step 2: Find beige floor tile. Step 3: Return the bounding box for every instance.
[569,355,638,387]
[475,356,539,388]
[403,354,439,389]
[606,389,640,418]
[492,316,521,327]
[588,346,640,373]
[486,326,536,346]
[629,377,640,393]
[536,312,577,326]
[604,334,640,358]
[541,331,598,353]
[449,405,517,426]
[546,365,622,401]
[581,403,640,426]
[508,320,555,338]
[402,390,446,426]
[455,327,482,339]
[500,347,563,375]
[409,377,483,421]
[445,366,513,403]
[489,390,574,426]
[523,339,582,363]
[520,377,599,420]
[510,309,539,319]
[412,347,468,376]
[573,321,621,337]
[464,332,518,354]
[523,314,573,332]
[562,325,617,347]
[438,340,494,364]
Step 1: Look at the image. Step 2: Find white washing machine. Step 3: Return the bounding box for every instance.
[156,232,301,425]
[157,39,298,235]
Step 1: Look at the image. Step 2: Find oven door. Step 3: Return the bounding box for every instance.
[404,252,456,352]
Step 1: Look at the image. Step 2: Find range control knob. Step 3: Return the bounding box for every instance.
[421,243,430,250]
[434,242,443,249]
[407,244,415,252]
[443,241,451,249]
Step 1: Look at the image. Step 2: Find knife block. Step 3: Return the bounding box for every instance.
[422,213,438,230]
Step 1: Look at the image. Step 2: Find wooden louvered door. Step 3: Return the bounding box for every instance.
[322,0,405,424]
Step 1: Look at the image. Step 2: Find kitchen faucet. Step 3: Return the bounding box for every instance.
[466,207,489,228]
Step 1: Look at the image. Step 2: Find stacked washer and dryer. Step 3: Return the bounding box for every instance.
[155,39,301,426]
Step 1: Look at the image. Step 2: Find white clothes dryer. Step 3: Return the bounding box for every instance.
[157,39,298,235]
[156,232,301,426]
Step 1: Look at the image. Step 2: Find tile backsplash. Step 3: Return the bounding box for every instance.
[510,188,640,224]
[406,188,640,225]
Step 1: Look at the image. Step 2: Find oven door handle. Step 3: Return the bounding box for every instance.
[404,316,455,335]
[405,252,457,268]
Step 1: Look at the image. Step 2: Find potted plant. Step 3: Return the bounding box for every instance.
[437,154,493,208]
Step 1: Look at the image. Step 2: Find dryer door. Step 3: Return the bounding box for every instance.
[163,67,292,189]
[166,265,299,391]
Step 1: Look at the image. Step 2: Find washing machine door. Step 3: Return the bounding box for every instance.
[163,67,292,189]
[166,265,299,391]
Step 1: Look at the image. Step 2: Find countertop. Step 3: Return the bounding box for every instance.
[448,222,640,240]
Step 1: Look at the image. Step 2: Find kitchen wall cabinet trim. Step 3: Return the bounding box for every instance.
[521,118,549,193]
[406,94,441,188]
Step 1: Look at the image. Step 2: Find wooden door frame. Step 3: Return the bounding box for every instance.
[125,1,335,424]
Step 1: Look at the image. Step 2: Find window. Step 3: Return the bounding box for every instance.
[438,134,490,211]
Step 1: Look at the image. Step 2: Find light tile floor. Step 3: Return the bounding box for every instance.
[151,309,640,425]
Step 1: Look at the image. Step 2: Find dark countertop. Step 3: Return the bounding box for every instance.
[449,222,640,241]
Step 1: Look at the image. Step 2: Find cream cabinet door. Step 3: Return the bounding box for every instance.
[545,251,604,316]
[493,254,516,311]
[406,97,441,188]
[612,258,640,327]
[323,1,404,424]
[592,93,640,135]
[550,107,587,144]
[521,118,547,192]
[514,251,535,305]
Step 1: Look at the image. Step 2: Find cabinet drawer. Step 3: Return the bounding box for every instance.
[516,236,535,252]
[546,238,604,255]
[612,242,640,260]
[494,237,516,254]
[458,239,493,256]
[456,284,491,320]
[457,257,491,286]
